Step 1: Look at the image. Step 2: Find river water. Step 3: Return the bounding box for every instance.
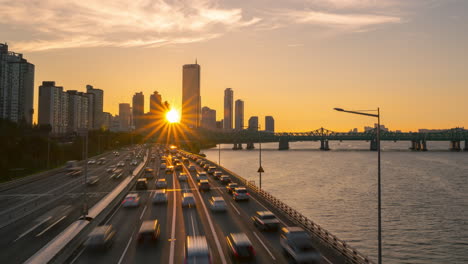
[203,141,468,264]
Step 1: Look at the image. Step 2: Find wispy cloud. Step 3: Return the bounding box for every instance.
[0,0,259,51]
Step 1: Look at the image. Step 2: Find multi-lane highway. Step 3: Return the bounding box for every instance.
[0,146,146,264]
[68,148,345,264]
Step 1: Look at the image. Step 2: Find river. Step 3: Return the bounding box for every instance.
[203,141,468,264]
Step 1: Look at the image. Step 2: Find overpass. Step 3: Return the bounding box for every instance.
[188,127,468,151]
[0,145,374,264]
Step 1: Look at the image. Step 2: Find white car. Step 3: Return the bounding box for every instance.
[188,165,196,172]
[152,190,168,204]
[87,159,96,165]
[155,179,167,189]
[209,197,226,212]
[182,193,196,208]
[117,162,125,167]
[122,193,140,208]
[178,173,188,182]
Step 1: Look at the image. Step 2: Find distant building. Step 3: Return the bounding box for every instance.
[224,88,234,130]
[132,92,144,130]
[86,85,104,129]
[119,103,131,132]
[149,91,166,125]
[38,81,68,134]
[201,106,216,129]
[364,124,388,132]
[235,99,244,130]
[110,115,120,132]
[182,62,201,128]
[102,112,112,130]
[66,90,89,132]
[0,43,35,125]
[265,116,274,132]
[216,120,223,130]
[248,116,259,131]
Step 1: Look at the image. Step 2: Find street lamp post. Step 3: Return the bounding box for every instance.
[78,128,89,218]
[334,107,382,264]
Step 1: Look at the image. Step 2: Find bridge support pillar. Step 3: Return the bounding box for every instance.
[410,140,422,151]
[246,142,255,150]
[450,141,461,151]
[278,138,289,150]
[464,141,468,151]
[232,144,240,150]
[238,143,243,150]
[421,140,428,151]
[320,139,330,150]
[370,139,378,151]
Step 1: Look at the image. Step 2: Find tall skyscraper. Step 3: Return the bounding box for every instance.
[265,116,275,132]
[150,90,166,124]
[119,103,131,132]
[248,116,259,131]
[86,85,103,129]
[235,99,244,130]
[0,43,34,125]
[182,62,201,128]
[38,81,68,134]
[201,106,216,129]
[150,91,162,114]
[132,92,144,130]
[224,88,233,130]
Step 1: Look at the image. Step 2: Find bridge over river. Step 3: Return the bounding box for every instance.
[184,127,468,151]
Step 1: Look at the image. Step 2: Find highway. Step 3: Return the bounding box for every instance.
[0,146,145,264]
[68,148,346,264]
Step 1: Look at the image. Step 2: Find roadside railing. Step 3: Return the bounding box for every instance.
[184,151,374,264]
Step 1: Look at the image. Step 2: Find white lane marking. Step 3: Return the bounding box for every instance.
[14,216,52,242]
[105,204,122,225]
[190,214,197,236]
[139,205,147,220]
[186,166,227,264]
[117,230,135,264]
[323,256,333,264]
[249,195,288,227]
[253,231,276,261]
[35,215,67,237]
[229,202,241,215]
[69,246,86,264]
[169,170,177,264]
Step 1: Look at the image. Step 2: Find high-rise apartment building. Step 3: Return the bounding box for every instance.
[224,88,233,130]
[86,85,103,129]
[182,63,201,128]
[265,116,275,132]
[248,116,259,131]
[235,99,244,130]
[38,81,68,134]
[150,90,166,125]
[201,106,216,129]
[0,43,35,125]
[119,103,131,132]
[132,92,144,130]
[66,90,89,132]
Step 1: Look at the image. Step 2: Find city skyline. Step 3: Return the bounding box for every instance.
[2,0,468,131]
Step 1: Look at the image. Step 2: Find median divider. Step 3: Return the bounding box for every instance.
[183,151,374,264]
[25,150,150,264]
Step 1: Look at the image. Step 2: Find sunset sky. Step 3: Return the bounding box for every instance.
[1,0,467,132]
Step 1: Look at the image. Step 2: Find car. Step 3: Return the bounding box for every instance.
[87,159,96,165]
[144,167,154,179]
[209,197,226,212]
[110,169,123,180]
[136,178,148,190]
[155,178,167,189]
[280,227,321,263]
[178,173,188,182]
[97,158,106,165]
[207,166,217,175]
[165,166,174,174]
[160,163,167,169]
[220,175,231,185]
[86,176,99,185]
[198,180,210,192]
[84,225,116,250]
[185,236,211,264]
[182,193,196,207]
[226,183,239,194]
[137,220,160,244]
[252,211,280,231]
[197,172,208,182]
[203,164,210,170]
[233,187,249,201]
[226,233,256,260]
[152,190,168,204]
[117,161,125,167]
[114,152,120,157]
[175,164,183,171]
[122,193,140,207]
[106,165,116,173]
[130,160,138,166]
[182,158,190,165]
[213,171,223,178]
[188,165,196,172]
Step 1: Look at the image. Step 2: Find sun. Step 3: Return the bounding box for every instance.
[166,108,181,124]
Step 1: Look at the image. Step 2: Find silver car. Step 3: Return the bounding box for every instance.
[156,178,168,189]
[84,225,115,250]
[122,193,140,207]
[152,190,168,204]
[209,197,226,212]
[233,187,250,201]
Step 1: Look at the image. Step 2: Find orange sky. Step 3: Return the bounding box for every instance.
[3,0,467,132]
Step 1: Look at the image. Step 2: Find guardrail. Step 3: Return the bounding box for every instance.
[183,151,374,264]
[25,150,150,264]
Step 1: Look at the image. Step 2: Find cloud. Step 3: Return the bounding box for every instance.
[0,0,260,51]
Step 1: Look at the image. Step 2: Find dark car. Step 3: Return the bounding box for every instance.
[226,233,255,260]
[198,180,210,192]
[226,183,239,194]
[136,178,148,190]
[220,175,231,185]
